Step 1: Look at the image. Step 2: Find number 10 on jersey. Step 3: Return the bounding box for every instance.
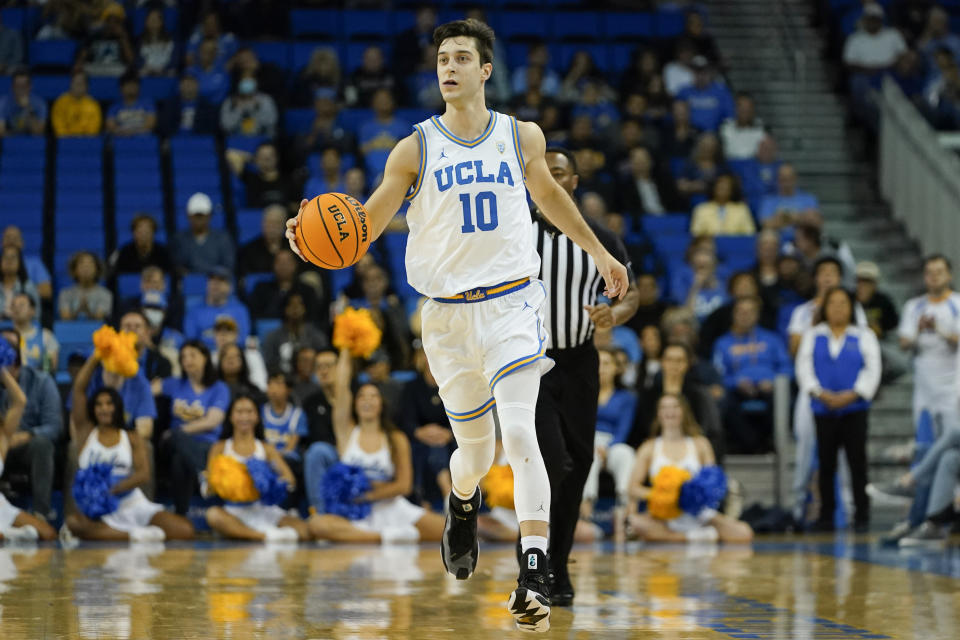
[459,191,499,233]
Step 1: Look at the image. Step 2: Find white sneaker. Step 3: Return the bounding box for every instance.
[381,525,420,545]
[58,524,79,549]
[1,525,38,544]
[264,526,299,543]
[685,527,719,543]
[129,526,166,543]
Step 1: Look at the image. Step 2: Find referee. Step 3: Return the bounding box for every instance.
[532,148,640,606]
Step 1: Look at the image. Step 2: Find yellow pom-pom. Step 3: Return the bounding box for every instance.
[93,325,139,378]
[332,307,383,359]
[648,466,691,521]
[480,464,514,509]
[208,454,258,503]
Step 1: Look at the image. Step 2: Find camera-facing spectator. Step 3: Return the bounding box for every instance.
[171,193,235,276]
[345,45,395,107]
[226,142,304,213]
[690,174,756,237]
[0,70,47,137]
[302,95,356,156]
[8,293,58,373]
[663,38,696,97]
[855,261,899,341]
[395,4,437,75]
[105,72,156,136]
[220,73,277,138]
[262,371,308,467]
[187,38,230,106]
[158,73,218,137]
[108,214,173,276]
[216,342,265,403]
[359,89,410,157]
[212,316,266,391]
[676,132,722,206]
[183,268,251,349]
[757,164,820,231]
[719,92,765,160]
[262,291,329,375]
[185,11,237,69]
[57,251,113,321]
[511,41,560,98]
[51,71,102,137]
[293,47,342,107]
[236,205,289,277]
[675,56,734,132]
[248,249,323,324]
[0,246,40,321]
[77,2,134,77]
[138,7,176,76]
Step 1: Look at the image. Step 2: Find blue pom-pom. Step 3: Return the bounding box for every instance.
[0,338,16,368]
[321,463,372,520]
[72,463,119,519]
[245,458,289,506]
[679,465,727,516]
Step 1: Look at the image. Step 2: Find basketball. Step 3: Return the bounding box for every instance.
[296,192,371,269]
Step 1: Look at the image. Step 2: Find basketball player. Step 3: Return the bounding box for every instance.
[286,19,628,632]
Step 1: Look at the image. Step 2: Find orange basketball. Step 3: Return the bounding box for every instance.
[296,192,371,269]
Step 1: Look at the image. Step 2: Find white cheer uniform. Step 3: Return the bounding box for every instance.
[221,438,291,532]
[648,437,714,533]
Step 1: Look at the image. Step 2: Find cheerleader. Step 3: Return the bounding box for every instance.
[626,394,753,543]
[66,355,195,542]
[308,350,447,544]
[0,364,56,542]
[204,393,311,542]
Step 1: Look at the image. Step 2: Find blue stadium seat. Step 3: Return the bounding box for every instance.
[343,42,392,72]
[117,274,142,299]
[329,266,354,299]
[58,137,104,155]
[244,273,273,296]
[289,9,340,38]
[56,172,103,190]
[182,273,208,297]
[256,318,282,341]
[0,172,43,189]
[28,41,77,69]
[53,320,102,366]
[1,7,25,30]
[652,235,691,261]
[170,134,217,155]
[140,77,177,101]
[602,12,653,39]
[715,236,756,267]
[88,77,121,102]
[342,10,391,40]
[608,44,635,74]
[236,208,263,244]
[639,214,691,236]
[496,12,550,40]
[248,41,291,69]
[669,156,686,178]
[30,75,70,100]
[335,108,374,134]
[225,135,267,153]
[2,136,46,155]
[114,173,162,190]
[552,12,601,40]
[654,9,686,39]
[284,108,315,135]
[113,136,159,156]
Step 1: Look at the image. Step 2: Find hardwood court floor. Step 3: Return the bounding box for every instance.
[1,537,959,639]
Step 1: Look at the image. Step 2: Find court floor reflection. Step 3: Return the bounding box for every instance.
[0,538,958,639]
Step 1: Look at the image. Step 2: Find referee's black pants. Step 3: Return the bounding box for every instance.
[535,342,599,577]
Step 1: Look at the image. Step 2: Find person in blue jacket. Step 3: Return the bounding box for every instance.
[580,348,638,527]
[796,287,880,532]
[713,296,792,453]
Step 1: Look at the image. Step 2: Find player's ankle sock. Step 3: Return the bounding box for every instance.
[520,535,548,554]
[452,485,476,502]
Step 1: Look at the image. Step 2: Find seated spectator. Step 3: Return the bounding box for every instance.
[843,3,907,127]
[757,163,820,231]
[105,72,157,137]
[638,324,662,391]
[262,291,329,375]
[713,296,791,454]
[220,74,278,138]
[680,248,730,322]
[690,174,756,237]
[108,214,173,276]
[620,48,661,102]
[307,350,446,544]
[571,80,620,133]
[796,287,880,532]
[676,132,722,206]
[855,261,899,341]
[399,348,454,505]
[291,346,321,404]
[119,308,172,382]
[57,251,113,321]
[230,47,285,109]
[212,316,266,391]
[684,10,723,66]
[408,44,444,110]
[0,70,47,136]
[188,38,230,106]
[302,350,337,448]
[790,221,857,286]
[664,39,697,97]
[114,265,183,337]
[158,73,218,137]
[138,8,176,76]
[753,134,782,196]
[51,71,102,137]
[562,50,615,105]
[346,45,395,107]
[77,2,134,77]
[303,148,347,199]
[217,342,265,403]
[65,354,194,542]
[581,348,638,526]
[925,61,960,129]
[293,47,342,107]
[302,95,357,156]
[262,371,307,468]
[755,229,782,291]
[395,4,437,75]
[359,89,410,157]
[171,193,235,276]
[228,143,304,213]
[918,6,960,66]
[183,268,251,349]
[511,41,560,98]
[618,146,678,217]
[185,11,237,68]
[248,248,323,320]
[155,340,230,515]
[676,57,734,132]
[203,394,310,542]
[3,226,50,305]
[0,246,39,321]
[626,394,753,543]
[0,365,56,542]
[699,271,778,358]
[0,13,22,74]
[352,263,411,369]
[237,205,289,277]
[719,92,765,160]
[626,273,669,341]
[9,293,58,373]
[0,328,62,522]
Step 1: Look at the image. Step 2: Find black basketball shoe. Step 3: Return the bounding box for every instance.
[550,567,574,607]
[508,548,552,633]
[441,488,481,580]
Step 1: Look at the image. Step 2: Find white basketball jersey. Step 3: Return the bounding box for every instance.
[404,110,541,298]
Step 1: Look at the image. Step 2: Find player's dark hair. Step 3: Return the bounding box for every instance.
[924,253,952,271]
[433,19,495,66]
[545,147,578,174]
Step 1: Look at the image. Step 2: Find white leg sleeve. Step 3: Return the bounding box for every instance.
[607,444,637,504]
[493,366,550,523]
[448,412,496,498]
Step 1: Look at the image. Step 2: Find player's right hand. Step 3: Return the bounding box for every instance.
[285,198,308,261]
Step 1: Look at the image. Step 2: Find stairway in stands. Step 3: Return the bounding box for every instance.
[707,0,921,513]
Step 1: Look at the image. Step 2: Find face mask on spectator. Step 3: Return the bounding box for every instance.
[238,78,257,96]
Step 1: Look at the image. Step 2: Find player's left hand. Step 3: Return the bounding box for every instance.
[597,253,629,300]
[585,303,614,330]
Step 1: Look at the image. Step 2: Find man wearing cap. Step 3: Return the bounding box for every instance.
[675,55,734,132]
[843,3,906,127]
[171,192,235,276]
[183,267,251,350]
[855,261,899,341]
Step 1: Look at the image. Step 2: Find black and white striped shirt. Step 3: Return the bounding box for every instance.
[532,213,633,351]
